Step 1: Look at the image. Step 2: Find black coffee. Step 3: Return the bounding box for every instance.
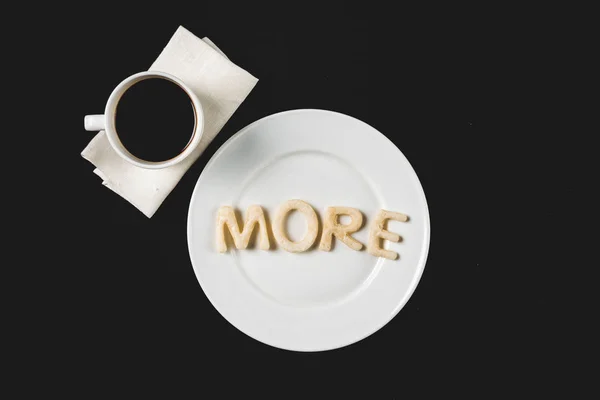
[115,78,195,162]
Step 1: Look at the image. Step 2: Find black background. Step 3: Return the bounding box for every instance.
[17,2,585,396]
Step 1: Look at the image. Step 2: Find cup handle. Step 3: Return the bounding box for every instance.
[84,115,105,131]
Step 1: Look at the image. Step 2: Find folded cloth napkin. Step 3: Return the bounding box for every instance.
[81,26,258,217]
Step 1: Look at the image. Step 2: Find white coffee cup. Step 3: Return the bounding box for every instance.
[84,71,204,169]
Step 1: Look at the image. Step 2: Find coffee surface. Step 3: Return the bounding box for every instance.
[115,78,195,162]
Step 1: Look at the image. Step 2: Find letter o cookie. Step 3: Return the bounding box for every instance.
[273,200,319,252]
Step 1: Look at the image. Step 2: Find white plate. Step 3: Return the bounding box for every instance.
[187,109,430,351]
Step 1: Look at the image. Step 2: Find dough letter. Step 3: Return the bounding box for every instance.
[319,207,364,251]
[216,205,270,252]
[367,209,408,260]
[273,200,319,252]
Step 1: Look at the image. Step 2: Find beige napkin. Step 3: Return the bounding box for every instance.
[82,26,258,217]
